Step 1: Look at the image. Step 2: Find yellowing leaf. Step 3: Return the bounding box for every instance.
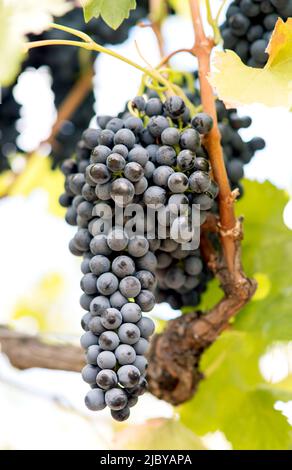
[81,0,136,29]
[11,273,64,333]
[0,0,72,86]
[210,18,292,110]
[113,418,206,450]
[9,154,65,217]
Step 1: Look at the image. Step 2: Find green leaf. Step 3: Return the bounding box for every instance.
[113,418,206,450]
[81,0,137,29]
[234,180,292,342]
[209,18,292,109]
[179,180,292,449]
[0,0,72,86]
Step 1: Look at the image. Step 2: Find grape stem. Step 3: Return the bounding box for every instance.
[189,0,237,276]
[24,22,198,115]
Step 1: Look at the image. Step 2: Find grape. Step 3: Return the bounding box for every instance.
[153,166,174,187]
[119,276,141,298]
[115,344,136,365]
[143,186,166,206]
[168,172,189,193]
[147,116,169,137]
[193,193,214,210]
[229,13,250,36]
[85,389,106,411]
[106,153,126,172]
[128,146,149,166]
[111,407,130,421]
[136,270,156,291]
[110,291,128,309]
[81,312,91,331]
[227,159,244,183]
[121,303,142,323]
[136,316,156,340]
[99,129,114,147]
[136,252,157,273]
[106,118,124,133]
[247,25,264,42]
[110,178,135,206]
[112,144,128,158]
[117,365,140,387]
[88,316,106,335]
[82,183,97,202]
[90,295,110,316]
[164,96,185,118]
[161,127,180,146]
[97,272,119,296]
[90,234,112,256]
[74,229,92,252]
[185,256,203,276]
[89,255,111,276]
[97,116,112,130]
[112,255,135,278]
[168,194,189,214]
[69,173,85,195]
[101,308,123,329]
[133,355,148,374]
[128,236,149,258]
[136,290,156,312]
[91,145,111,163]
[139,128,155,145]
[250,39,269,64]
[133,338,149,355]
[114,129,136,149]
[82,129,100,149]
[134,177,148,195]
[192,113,213,134]
[177,149,196,171]
[118,323,141,345]
[132,95,146,112]
[86,345,101,365]
[156,146,176,166]
[82,365,100,384]
[143,161,155,179]
[99,331,120,351]
[165,267,186,289]
[124,162,144,182]
[180,129,200,152]
[240,0,260,17]
[105,388,128,410]
[97,351,117,369]
[80,273,98,295]
[95,182,112,201]
[189,171,211,193]
[80,293,95,311]
[145,97,163,116]
[146,144,159,162]
[96,369,118,390]
[107,227,128,251]
[124,116,144,134]
[156,252,172,269]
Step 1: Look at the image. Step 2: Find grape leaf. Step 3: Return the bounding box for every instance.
[81,0,136,29]
[234,180,292,341]
[113,418,206,450]
[9,154,65,217]
[0,0,72,86]
[179,180,292,449]
[209,18,292,109]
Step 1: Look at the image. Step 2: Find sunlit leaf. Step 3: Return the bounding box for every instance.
[113,418,206,450]
[9,154,65,217]
[209,19,292,109]
[81,0,136,29]
[0,0,72,86]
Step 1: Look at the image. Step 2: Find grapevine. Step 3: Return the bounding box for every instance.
[1,0,290,443]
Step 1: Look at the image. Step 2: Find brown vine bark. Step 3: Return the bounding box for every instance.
[0,326,84,372]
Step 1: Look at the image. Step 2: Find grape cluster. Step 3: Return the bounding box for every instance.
[0,87,20,172]
[221,0,292,67]
[0,3,149,172]
[60,94,218,418]
[215,100,265,196]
